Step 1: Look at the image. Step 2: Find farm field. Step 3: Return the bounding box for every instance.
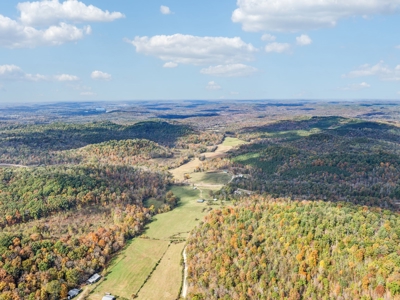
[221,137,247,146]
[87,239,170,299]
[88,185,214,299]
[188,171,231,186]
[136,242,185,300]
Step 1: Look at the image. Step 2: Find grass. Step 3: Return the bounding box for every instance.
[144,186,210,240]
[136,242,185,300]
[222,137,246,147]
[88,239,170,300]
[189,171,231,185]
[89,186,215,300]
[143,198,164,210]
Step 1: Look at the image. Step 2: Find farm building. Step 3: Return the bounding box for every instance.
[197,199,205,203]
[67,288,81,299]
[87,273,101,284]
[102,295,116,300]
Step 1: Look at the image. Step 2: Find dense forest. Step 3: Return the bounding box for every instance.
[186,197,400,299]
[0,121,223,166]
[0,204,152,299]
[0,162,178,299]
[219,117,400,208]
[0,165,172,226]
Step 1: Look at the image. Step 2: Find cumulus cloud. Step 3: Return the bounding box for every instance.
[296,34,312,46]
[128,34,257,65]
[163,62,178,68]
[55,74,79,81]
[91,70,112,81]
[0,16,90,48]
[18,0,124,26]
[343,61,400,81]
[160,5,172,15]
[206,81,221,91]
[232,0,400,32]
[265,42,291,53]
[0,1,122,48]
[341,82,371,91]
[261,33,276,42]
[200,64,258,77]
[0,64,46,81]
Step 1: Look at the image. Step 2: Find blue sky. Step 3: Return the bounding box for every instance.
[0,0,399,103]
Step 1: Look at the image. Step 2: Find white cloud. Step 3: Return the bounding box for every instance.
[128,34,257,65]
[55,74,79,81]
[206,81,221,91]
[18,0,124,26]
[0,64,46,81]
[91,70,112,81]
[0,16,90,48]
[232,0,400,32]
[163,62,178,68]
[296,34,312,46]
[200,64,257,77]
[160,5,172,15]
[343,61,400,81]
[265,42,291,53]
[261,34,276,42]
[396,45,400,49]
[0,1,122,48]
[341,82,371,91]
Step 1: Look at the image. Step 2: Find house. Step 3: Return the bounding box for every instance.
[67,289,81,299]
[197,199,205,203]
[102,295,116,300]
[87,273,101,284]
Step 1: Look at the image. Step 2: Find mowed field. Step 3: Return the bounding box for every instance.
[136,242,184,300]
[87,239,170,299]
[87,186,213,300]
[221,137,247,147]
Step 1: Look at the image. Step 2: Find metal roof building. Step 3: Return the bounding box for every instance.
[87,273,101,284]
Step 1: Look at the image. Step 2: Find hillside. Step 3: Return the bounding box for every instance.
[0,121,190,165]
[186,197,400,299]
[223,117,400,208]
[0,163,177,299]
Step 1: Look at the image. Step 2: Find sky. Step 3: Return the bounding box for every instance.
[0,0,399,103]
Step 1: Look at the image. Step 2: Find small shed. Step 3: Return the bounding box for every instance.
[197,199,205,203]
[87,273,101,284]
[67,289,81,299]
[102,295,116,300]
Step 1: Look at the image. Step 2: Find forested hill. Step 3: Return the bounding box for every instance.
[0,165,172,226]
[221,117,400,208]
[187,197,400,299]
[0,121,191,164]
